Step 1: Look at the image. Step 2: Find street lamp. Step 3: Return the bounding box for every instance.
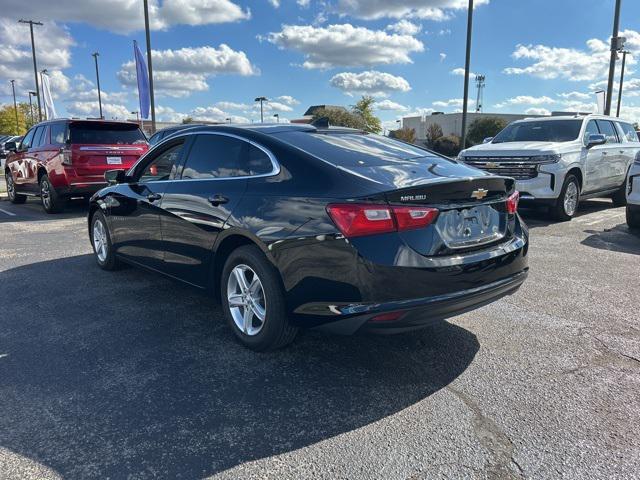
[225,117,232,124]
[254,96,268,123]
[604,0,622,116]
[143,0,157,132]
[18,19,43,121]
[92,52,103,119]
[28,91,36,123]
[396,119,401,129]
[131,111,143,131]
[10,80,19,132]
[460,0,474,149]
[616,50,630,117]
[273,113,279,123]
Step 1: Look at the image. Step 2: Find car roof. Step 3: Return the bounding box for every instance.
[160,123,369,137]
[30,118,141,127]
[513,114,633,124]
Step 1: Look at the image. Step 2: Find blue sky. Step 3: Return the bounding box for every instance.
[2,0,640,128]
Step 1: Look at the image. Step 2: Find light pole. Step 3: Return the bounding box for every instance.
[605,0,622,116]
[225,117,232,124]
[255,96,268,123]
[131,111,143,131]
[10,80,19,132]
[616,50,629,118]
[396,119,401,129]
[18,19,43,121]
[143,0,157,133]
[460,0,474,149]
[28,91,36,124]
[273,113,279,123]
[92,52,103,119]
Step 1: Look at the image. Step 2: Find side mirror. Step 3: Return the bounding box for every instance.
[482,137,494,144]
[4,141,17,152]
[586,133,606,149]
[105,169,128,185]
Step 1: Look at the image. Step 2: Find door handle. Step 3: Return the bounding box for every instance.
[146,193,162,202]
[208,194,229,206]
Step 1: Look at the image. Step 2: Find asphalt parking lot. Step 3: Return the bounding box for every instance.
[0,193,639,479]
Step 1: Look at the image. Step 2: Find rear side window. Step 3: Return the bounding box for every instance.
[274,131,439,167]
[181,134,273,179]
[50,123,68,145]
[595,120,619,143]
[69,123,146,145]
[618,122,639,143]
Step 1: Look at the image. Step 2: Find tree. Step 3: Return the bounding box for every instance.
[467,117,507,146]
[182,116,194,124]
[0,103,30,135]
[425,123,443,148]
[432,135,461,157]
[312,107,366,130]
[352,96,382,134]
[390,127,416,144]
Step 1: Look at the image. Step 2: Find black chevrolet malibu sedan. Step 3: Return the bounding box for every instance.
[88,124,528,351]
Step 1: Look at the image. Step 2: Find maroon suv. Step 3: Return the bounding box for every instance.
[4,119,148,213]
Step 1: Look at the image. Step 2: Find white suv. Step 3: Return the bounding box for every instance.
[458,115,640,221]
[627,153,640,229]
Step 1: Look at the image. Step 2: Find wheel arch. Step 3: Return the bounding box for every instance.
[565,166,583,190]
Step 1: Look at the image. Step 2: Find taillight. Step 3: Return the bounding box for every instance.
[327,203,439,238]
[506,191,520,214]
[61,148,72,165]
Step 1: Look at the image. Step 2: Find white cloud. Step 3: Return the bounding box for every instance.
[432,98,474,108]
[276,95,300,106]
[1,0,250,34]
[375,99,409,111]
[524,107,551,116]
[117,44,257,97]
[330,70,411,97]
[504,30,639,82]
[386,20,422,36]
[66,100,132,120]
[495,95,555,108]
[334,0,490,21]
[439,53,447,62]
[215,101,252,110]
[268,0,280,6]
[190,105,249,123]
[450,67,476,77]
[265,24,424,69]
[557,91,592,101]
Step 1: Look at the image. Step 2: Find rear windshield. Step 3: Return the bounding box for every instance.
[492,120,583,143]
[274,131,441,167]
[69,123,146,145]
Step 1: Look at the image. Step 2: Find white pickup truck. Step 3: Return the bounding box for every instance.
[458,115,640,221]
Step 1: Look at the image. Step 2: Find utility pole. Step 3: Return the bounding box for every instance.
[460,0,474,149]
[255,96,268,123]
[19,19,43,122]
[616,50,629,117]
[10,80,19,132]
[143,0,157,133]
[92,52,103,119]
[605,0,622,116]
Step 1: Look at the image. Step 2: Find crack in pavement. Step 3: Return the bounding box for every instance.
[447,387,524,479]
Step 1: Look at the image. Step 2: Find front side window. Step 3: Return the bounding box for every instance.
[595,120,619,143]
[138,143,184,182]
[492,120,583,143]
[50,123,68,145]
[181,134,273,179]
[618,122,639,143]
[583,120,600,143]
[20,128,36,150]
[32,126,45,148]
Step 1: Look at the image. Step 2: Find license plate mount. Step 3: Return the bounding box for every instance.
[106,156,122,165]
[436,205,505,249]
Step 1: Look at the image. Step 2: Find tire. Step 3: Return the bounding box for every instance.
[551,174,580,221]
[39,174,65,213]
[627,205,640,229]
[90,211,120,271]
[610,182,627,207]
[5,171,26,204]
[220,245,298,351]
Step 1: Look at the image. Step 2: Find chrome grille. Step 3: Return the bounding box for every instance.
[463,157,539,180]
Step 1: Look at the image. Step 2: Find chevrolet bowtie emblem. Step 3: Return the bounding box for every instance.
[471,188,489,200]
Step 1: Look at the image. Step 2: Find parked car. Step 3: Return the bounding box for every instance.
[4,119,148,213]
[458,115,640,221]
[626,151,640,229]
[88,124,529,351]
[147,123,206,146]
[1,136,22,168]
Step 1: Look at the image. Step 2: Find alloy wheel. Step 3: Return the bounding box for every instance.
[40,179,51,210]
[6,173,15,200]
[93,219,108,263]
[563,181,578,217]
[227,264,267,336]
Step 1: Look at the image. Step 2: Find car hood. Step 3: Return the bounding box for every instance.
[462,140,577,157]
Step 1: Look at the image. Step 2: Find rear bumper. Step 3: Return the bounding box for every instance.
[58,182,108,198]
[314,270,528,335]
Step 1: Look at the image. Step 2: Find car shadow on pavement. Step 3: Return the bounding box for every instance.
[518,199,617,228]
[581,223,640,256]
[0,198,89,223]
[0,254,479,479]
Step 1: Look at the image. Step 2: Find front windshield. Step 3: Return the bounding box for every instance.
[492,120,582,143]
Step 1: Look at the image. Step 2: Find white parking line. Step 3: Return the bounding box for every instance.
[0,207,16,216]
